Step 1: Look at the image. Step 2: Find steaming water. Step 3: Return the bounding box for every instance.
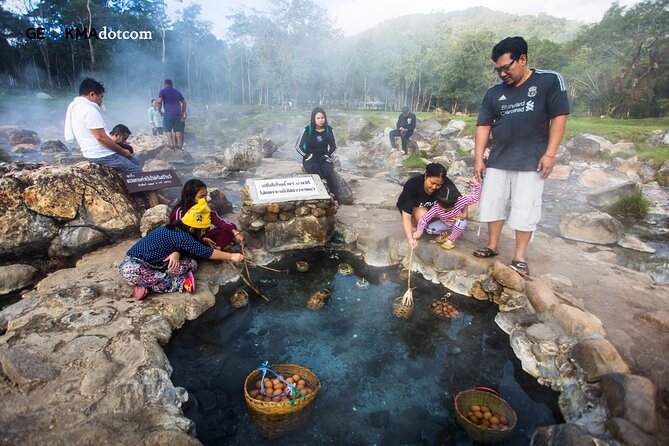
[165,251,561,445]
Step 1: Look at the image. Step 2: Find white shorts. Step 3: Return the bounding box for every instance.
[478,168,544,232]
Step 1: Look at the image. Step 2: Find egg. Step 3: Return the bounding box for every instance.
[483,411,492,420]
[273,388,283,396]
[480,405,490,413]
[499,415,509,425]
[469,415,479,424]
[490,416,499,425]
[470,404,481,412]
[473,410,483,420]
[272,378,281,386]
[292,374,301,382]
[286,377,295,384]
[297,379,306,387]
[249,389,259,398]
[255,381,262,389]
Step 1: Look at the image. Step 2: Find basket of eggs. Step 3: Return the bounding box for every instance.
[244,362,321,439]
[454,386,517,444]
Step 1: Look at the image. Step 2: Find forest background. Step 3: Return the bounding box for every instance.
[0,0,667,119]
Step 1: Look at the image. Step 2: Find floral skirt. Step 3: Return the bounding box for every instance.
[119,256,198,293]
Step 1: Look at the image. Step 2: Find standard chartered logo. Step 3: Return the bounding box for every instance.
[526,100,535,112]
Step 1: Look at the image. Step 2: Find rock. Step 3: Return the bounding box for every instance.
[142,159,172,171]
[559,212,623,245]
[567,134,613,158]
[586,182,639,207]
[35,92,53,99]
[140,205,170,237]
[0,264,38,295]
[491,261,525,292]
[40,140,68,153]
[578,168,610,188]
[637,310,669,333]
[447,160,467,177]
[127,134,165,158]
[221,137,265,170]
[605,418,657,446]
[440,120,465,137]
[263,215,335,252]
[551,165,571,180]
[10,143,38,153]
[332,170,354,205]
[553,304,605,339]
[192,159,229,178]
[346,115,372,141]
[9,129,41,146]
[617,234,656,253]
[525,278,560,313]
[155,146,194,165]
[0,162,142,260]
[642,182,669,216]
[530,423,602,445]
[638,164,657,183]
[48,226,107,257]
[414,119,442,140]
[600,373,657,434]
[0,348,61,391]
[208,187,234,215]
[570,337,630,382]
[604,142,636,155]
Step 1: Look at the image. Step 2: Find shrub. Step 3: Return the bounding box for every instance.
[610,192,651,218]
[403,155,427,168]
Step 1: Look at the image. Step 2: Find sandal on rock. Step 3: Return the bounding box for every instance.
[182,271,196,294]
[473,247,498,258]
[134,286,148,301]
[434,235,450,244]
[440,240,455,250]
[510,260,530,277]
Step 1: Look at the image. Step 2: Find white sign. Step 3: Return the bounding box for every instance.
[247,175,331,204]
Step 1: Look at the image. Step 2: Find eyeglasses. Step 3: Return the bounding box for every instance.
[493,59,516,74]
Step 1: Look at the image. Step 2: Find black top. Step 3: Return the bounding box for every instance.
[396,112,417,133]
[296,125,337,160]
[477,69,570,171]
[396,174,461,214]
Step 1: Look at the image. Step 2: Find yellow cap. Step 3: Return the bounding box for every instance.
[181,198,211,229]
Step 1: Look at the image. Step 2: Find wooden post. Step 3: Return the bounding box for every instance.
[147,191,160,208]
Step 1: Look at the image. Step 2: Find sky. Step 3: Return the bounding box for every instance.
[165,0,644,38]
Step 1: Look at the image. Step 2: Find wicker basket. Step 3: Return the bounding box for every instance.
[244,364,321,439]
[454,387,517,444]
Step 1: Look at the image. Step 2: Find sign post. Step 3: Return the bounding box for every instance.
[123,169,182,193]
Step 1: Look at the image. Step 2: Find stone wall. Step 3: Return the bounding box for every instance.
[237,185,337,252]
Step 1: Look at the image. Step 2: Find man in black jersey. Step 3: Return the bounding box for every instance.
[473,37,569,277]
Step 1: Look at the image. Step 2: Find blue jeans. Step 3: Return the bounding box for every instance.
[90,153,141,174]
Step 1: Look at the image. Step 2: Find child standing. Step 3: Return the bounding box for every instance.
[169,179,244,250]
[120,198,244,301]
[412,178,481,250]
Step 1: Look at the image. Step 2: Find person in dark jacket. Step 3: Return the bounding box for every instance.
[296,107,340,203]
[389,106,416,154]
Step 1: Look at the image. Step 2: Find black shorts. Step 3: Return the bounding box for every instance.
[163,116,184,132]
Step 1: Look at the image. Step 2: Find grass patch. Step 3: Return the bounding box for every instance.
[610,192,651,218]
[564,116,669,144]
[637,144,669,168]
[403,154,427,168]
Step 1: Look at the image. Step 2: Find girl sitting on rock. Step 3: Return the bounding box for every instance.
[120,198,244,301]
[412,178,481,250]
[170,179,244,250]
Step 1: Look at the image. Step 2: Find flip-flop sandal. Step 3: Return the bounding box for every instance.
[473,247,498,258]
[510,260,530,277]
[134,286,148,301]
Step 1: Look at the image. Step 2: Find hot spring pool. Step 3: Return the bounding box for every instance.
[165,250,562,445]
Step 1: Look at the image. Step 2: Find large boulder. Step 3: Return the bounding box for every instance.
[346,115,372,141]
[155,146,194,165]
[566,134,613,158]
[40,140,68,153]
[0,264,38,295]
[440,119,466,138]
[9,129,41,146]
[585,182,639,207]
[559,212,623,245]
[221,136,274,170]
[0,162,142,260]
[414,120,442,141]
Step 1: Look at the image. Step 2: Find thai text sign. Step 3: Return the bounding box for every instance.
[124,169,182,193]
[247,175,331,204]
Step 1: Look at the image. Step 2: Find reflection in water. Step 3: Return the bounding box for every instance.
[165,251,562,445]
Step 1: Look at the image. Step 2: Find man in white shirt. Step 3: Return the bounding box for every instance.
[64,78,140,174]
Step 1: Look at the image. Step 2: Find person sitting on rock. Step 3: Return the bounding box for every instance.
[389,106,416,154]
[169,179,244,251]
[296,107,340,206]
[109,123,176,207]
[412,178,481,250]
[120,198,244,301]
